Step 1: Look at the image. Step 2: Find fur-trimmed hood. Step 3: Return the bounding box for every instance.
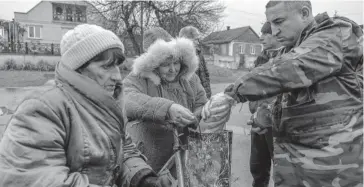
[132,37,199,85]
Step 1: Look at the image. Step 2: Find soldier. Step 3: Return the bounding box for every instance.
[248,21,281,187]
[220,1,362,186]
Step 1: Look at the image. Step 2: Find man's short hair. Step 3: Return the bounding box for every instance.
[266,1,312,12]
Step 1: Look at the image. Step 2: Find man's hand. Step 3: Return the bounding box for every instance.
[168,104,197,128]
[224,83,246,103]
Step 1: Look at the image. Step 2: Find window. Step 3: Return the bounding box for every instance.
[53,3,86,23]
[66,6,73,21]
[221,44,227,55]
[239,44,245,54]
[75,6,86,22]
[28,26,41,39]
[250,45,255,55]
[53,5,63,20]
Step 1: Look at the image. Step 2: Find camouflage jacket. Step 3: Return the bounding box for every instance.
[248,50,278,119]
[196,49,212,98]
[226,13,363,187]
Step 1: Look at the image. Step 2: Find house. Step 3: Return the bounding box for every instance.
[13,0,115,46]
[202,26,262,69]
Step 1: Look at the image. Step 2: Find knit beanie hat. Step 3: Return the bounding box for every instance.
[143,27,172,51]
[261,22,272,35]
[179,26,200,40]
[60,24,124,70]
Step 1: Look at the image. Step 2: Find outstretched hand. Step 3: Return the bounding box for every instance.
[168,103,197,128]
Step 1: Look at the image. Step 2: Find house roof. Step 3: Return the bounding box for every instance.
[202,26,260,44]
[14,0,42,14]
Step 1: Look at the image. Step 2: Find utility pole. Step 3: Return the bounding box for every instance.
[140,1,144,53]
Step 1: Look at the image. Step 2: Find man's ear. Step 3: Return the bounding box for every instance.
[300,6,311,20]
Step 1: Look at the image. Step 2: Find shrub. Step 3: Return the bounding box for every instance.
[23,61,36,71]
[3,59,17,70]
[36,60,55,71]
[14,63,25,70]
[0,59,56,72]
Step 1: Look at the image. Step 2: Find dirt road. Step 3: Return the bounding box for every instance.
[211,83,274,187]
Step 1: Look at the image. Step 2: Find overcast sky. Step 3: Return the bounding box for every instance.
[0,0,362,35]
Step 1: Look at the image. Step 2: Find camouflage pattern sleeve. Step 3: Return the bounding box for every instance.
[226,27,344,103]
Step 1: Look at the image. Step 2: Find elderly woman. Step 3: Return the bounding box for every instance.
[123,30,208,175]
[0,24,169,187]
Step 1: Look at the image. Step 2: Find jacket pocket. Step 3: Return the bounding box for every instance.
[282,87,315,109]
[285,108,359,149]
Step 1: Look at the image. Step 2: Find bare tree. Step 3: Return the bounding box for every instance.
[92,0,225,55]
[93,1,143,55]
[149,1,225,37]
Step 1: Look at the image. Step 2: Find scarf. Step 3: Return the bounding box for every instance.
[55,62,125,155]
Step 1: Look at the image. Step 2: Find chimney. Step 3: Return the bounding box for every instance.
[227,26,230,30]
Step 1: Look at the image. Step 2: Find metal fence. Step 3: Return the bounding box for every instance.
[0,42,61,56]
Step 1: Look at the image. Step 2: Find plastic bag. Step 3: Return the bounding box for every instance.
[200,93,236,132]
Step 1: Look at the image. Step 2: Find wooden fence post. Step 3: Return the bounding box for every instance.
[25,42,28,54]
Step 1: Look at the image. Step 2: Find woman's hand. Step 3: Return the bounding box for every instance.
[168,104,197,128]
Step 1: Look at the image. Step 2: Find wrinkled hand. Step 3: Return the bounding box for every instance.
[139,175,173,187]
[168,104,197,128]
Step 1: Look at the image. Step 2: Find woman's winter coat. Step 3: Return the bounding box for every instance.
[123,38,208,173]
[0,63,154,187]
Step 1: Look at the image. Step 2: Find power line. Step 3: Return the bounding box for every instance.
[228,8,264,17]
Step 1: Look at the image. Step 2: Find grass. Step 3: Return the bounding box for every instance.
[0,71,54,87]
[207,64,248,84]
[0,64,247,87]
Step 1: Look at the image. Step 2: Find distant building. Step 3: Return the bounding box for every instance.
[14,0,115,44]
[202,26,262,69]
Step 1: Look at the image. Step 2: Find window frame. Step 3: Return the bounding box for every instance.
[250,45,255,55]
[28,25,42,39]
[239,44,245,54]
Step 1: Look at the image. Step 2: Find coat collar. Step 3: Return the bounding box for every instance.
[55,62,125,134]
